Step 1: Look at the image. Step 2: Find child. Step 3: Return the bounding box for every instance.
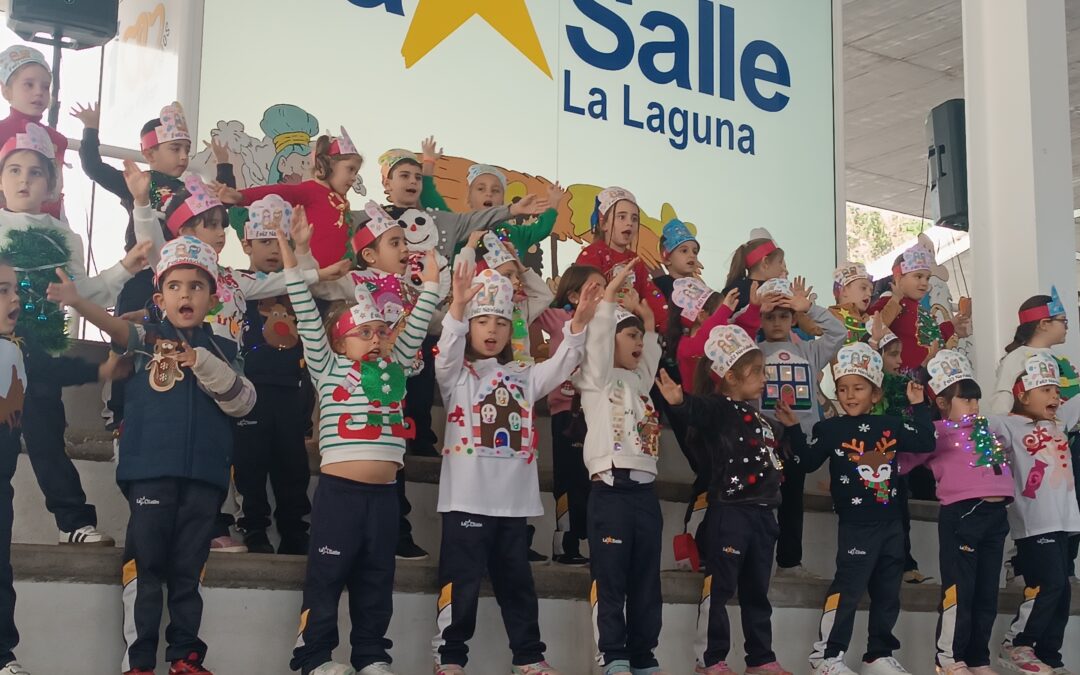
[721,236,788,315]
[418,136,563,259]
[49,236,256,675]
[0,45,66,218]
[896,350,1013,675]
[989,352,1080,674]
[536,264,606,566]
[73,101,235,251]
[653,217,700,300]
[280,213,442,675]
[757,277,846,579]
[990,289,1076,414]
[231,196,313,555]
[215,128,362,267]
[657,325,792,675]
[432,263,599,675]
[574,262,666,675]
[868,243,971,374]
[575,187,668,329]
[0,256,130,675]
[829,262,874,345]
[1,123,148,547]
[785,342,935,675]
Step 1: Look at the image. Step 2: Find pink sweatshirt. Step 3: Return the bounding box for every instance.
[537,307,577,415]
[897,418,1015,506]
[677,304,762,392]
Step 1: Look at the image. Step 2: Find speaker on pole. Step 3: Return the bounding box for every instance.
[7,0,119,50]
[926,99,968,231]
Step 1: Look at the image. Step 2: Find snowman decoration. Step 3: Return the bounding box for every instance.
[398,209,451,303]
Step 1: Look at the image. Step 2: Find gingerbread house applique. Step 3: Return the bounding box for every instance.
[471,365,533,461]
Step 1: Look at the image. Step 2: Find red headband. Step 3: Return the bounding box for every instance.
[165,201,198,235]
[745,241,777,268]
[1018,305,1053,324]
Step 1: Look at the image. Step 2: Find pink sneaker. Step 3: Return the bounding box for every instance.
[746,663,793,675]
[998,644,1053,674]
[695,663,737,675]
[512,663,560,675]
[209,535,247,553]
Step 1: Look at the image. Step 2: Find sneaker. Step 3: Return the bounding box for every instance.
[999,644,1054,674]
[311,664,356,675]
[968,668,1001,675]
[59,525,114,546]
[747,663,794,674]
[527,548,549,563]
[396,538,429,561]
[0,663,30,675]
[862,657,910,674]
[433,666,466,675]
[357,663,397,675]
[242,530,274,554]
[551,552,589,566]
[775,564,818,580]
[209,535,247,553]
[937,664,973,675]
[169,652,213,674]
[511,662,560,674]
[694,663,737,674]
[902,569,932,584]
[603,662,632,675]
[811,657,857,675]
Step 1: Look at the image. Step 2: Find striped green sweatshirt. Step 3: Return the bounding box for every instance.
[285,268,439,467]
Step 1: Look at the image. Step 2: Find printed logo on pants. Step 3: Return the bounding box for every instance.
[135,497,160,506]
[460,519,483,529]
[721,546,742,556]
[318,546,341,556]
[602,536,623,545]
[847,547,867,556]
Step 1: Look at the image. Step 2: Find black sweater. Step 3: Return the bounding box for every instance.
[786,404,936,523]
[669,393,783,507]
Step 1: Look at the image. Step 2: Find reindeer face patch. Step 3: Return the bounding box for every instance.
[843,432,898,504]
[258,298,298,349]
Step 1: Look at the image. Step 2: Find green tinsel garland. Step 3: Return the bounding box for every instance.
[0,227,72,353]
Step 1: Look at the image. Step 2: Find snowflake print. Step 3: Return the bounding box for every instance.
[851,497,863,505]
[904,423,915,431]
[834,448,846,457]
[840,475,850,484]
[858,424,870,433]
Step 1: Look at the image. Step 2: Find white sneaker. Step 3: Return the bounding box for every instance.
[311,663,356,675]
[0,662,30,675]
[812,657,857,675]
[58,525,114,546]
[862,657,910,675]
[358,664,397,675]
[998,644,1053,674]
[775,564,818,579]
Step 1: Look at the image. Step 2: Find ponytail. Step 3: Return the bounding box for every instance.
[665,292,724,364]
[724,237,783,289]
[1005,295,1053,353]
[312,135,334,181]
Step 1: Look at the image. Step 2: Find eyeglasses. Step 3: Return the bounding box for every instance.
[344,325,393,341]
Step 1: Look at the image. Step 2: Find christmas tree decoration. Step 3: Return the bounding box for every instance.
[916,304,943,347]
[0,227,72,353]
[940,414,1008,475]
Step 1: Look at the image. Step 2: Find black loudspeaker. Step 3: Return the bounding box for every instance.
[7,0,119,49]
[926,99,968,231]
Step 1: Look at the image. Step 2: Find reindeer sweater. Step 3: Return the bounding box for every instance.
[285,268,439,467]
[785,404,935,523]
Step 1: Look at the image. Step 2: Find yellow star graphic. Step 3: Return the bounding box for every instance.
[401,0,551,78]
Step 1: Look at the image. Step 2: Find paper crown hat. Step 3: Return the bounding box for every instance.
[671,277,713,322]
[0,45,48,85]
[1018,286,1067,323]
[1020,352,1061,392]
[704,324,759,378]
[758,277,794,298]
[466,269,515,321]
[893,243,934,276]
[141,102,191,152]
[480,231,518,271]
[352,201,400,253]
[590,186,637,231]
[866,314,899,351]
[927,349,975,395]
[0,122,54,163]
[328,126,358,156]
[351,272,405,327]
[378,148,419,179]
[660,218,697,255]
[833,262,869,291]
[155,236,219,287]
[333,282,385,340]
[165,175,224,235]
[613,305,637,327]
[833,342,884,388]
[244,194,293,240]
[467,164,507,189]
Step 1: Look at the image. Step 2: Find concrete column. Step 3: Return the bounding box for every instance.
[963,0,1077,387]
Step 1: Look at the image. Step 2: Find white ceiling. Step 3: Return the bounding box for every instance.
[843,0,1080,219]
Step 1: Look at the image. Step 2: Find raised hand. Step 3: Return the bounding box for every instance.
[619,287,640,311]
[97,353,133,382]
[775,400,798,427]
[570,279,603,332]
[204,136,230,164]
[465,229,485,249]
[509,194,547,218]
[760,292,785,314]
[120,240,153,274]
[906,380,926,405]
[276,226,297,270]
[210,181,243,205]
[421,135,443,164]
[655,370,684,406]
[46,268,79,308]
[788,276,813,312]
[953,312,972,338]
[722,288,740,311]
[318,260,352,282]
[290,206,312,251]
[419,250,440,285]
[175,340,198,369]
[122,159,151,205]
[546,182,566,211]
[449,261,483,320]
[604,258,639,303]
[69,102,100,129]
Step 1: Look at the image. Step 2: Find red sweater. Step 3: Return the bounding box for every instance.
[576,240,669,330]
[677,304,762,392]
[869,294,955,371]
[0,108,67,218]
[239,180,349,267]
